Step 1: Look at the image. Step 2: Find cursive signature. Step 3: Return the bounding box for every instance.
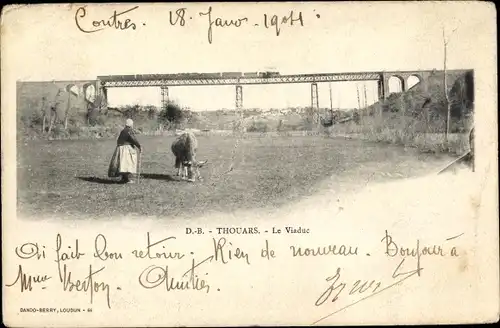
[312,258,423,325]
[5,265,51,292]
[314,267,382,307]
[75,6,139,33]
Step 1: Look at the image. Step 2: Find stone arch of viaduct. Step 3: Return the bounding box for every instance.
[378,71,431,99]
[16,80,103,121]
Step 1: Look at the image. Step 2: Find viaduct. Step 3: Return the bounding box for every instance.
[17,69,471,119]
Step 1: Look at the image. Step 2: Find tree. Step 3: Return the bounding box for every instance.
[47,89,64,134]
[123,104,141,119]
[145,105,158,120]
[353,111,360,124]
[64,92,72,130]
[451,70,474,118]
[158,101,184,129]
[64,84,80,130]
[41,97,47,133]
[86,94,106,126]
[277,119,284,131]
[443,26,458,141]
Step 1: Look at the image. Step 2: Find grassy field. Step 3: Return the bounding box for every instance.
[17,134,458,220]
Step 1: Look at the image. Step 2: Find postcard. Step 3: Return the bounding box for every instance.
[1,2,498,326]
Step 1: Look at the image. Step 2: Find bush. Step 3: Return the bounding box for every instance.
[50,125,69,139]
[158,101,184,127]
[247,121,269,133]
[68,126,80,136]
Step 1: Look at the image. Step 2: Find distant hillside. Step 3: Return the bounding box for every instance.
[182,107,354,132]
[325,70,474,155]
[352,69,474,133]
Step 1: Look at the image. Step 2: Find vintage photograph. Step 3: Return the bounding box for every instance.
[3,2,497,327]
[16,63,475,221]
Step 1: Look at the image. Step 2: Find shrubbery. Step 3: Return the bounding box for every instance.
[321,71,474,154]
[247,121,269,133]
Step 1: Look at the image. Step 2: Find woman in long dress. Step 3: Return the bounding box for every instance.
[108,119,142,183]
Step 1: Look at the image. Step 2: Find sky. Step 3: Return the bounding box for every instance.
[3,2,495,111]
[106,81,385,110]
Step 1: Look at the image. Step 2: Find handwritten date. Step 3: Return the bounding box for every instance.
[74,5,311,43]
[172,7,306,44]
